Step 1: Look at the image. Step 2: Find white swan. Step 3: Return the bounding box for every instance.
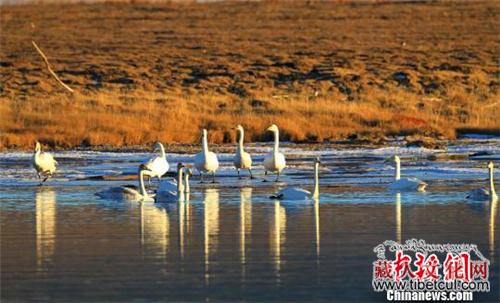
[156,163,187,202]
[388,156,427,192]
[467,161,498,202]
[183,167,192,194]
[32,141,58,185]
[234,125,253,179]
[194,129,219,183]
[96,166,154,202]
[263,124,286,182]
[142,142,169,184]
[271,158,320,200]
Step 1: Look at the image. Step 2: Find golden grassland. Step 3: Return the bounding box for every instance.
[0,1,499,150]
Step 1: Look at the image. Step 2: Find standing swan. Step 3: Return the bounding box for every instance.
[234,125,253,179]
[388,156,427,192]
[194,129,219,183]
[32,141,58,185]
[142,142,169,184]
[270,158,320,200]
[467,161,498,202]
[96,166,154,202]
[263,124,286,182]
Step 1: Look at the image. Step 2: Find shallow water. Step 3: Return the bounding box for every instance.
[1,139,499,302]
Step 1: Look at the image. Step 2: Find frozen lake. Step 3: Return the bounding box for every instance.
[1,138,499,301]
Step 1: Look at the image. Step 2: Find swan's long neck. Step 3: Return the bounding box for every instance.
[159,144,166,158]
[177,167,185,194]
[138,169,148,198]
[34,145,41,158]
[273,130,279,154]
[184,170,190,194]
[312,162,319,199]
[490,166,497,198]
[202,132,209,154]
[237,129,244,153]
[395,160,401,180]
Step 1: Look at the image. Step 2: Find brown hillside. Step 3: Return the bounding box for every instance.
[0,1,499,150]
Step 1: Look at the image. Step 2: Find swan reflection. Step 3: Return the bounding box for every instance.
[240,188,252,280]
[186,198,193,234]
[490,199,497,263]
[179,201,186,260]
[178,198,193,260]
[313,198,320,258]
[35,188,57,271]
[396,193,402,244]
[203,188,220,285]
[140,202,170,259]
[270,200,286,282]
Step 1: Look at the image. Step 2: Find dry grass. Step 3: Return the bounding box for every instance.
[0,1,499,150]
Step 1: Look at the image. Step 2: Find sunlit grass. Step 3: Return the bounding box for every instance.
[0,1,498,150]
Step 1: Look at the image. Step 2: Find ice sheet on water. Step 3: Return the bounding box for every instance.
[460,133,500,140]
[0,138,497,193]
[447,139,500,154]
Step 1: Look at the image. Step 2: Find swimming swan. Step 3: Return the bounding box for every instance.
[388,156,427,192]
[157,166,191,195]
[157,163,187,202]
[263,124,286,182]
[184,167,192,194]
[467,161,498,202]
[32,141,58,185]
[96,166,154,202]
[233,125,253,179]
[270,158,320,200]
[142,142,169,184]
[194,129,219,183]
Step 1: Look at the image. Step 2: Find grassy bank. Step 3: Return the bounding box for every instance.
[1,1,499,150]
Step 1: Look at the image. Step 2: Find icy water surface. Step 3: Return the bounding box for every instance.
[1,138,499,302]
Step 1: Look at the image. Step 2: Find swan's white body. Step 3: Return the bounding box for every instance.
[96,168,154,202]
[271,158,320,200]
[194,129,219,183]
[272,187,312,200]
[389,178,427,192]
[233,125,253,178]
[467,162,498,202]
[157,163,187,202]
[388,156,427,192]
[157,180,178,195]
[32,142,58,184]
[263,124,286,181]
[142,142,169,182]
[96,185,150,201]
